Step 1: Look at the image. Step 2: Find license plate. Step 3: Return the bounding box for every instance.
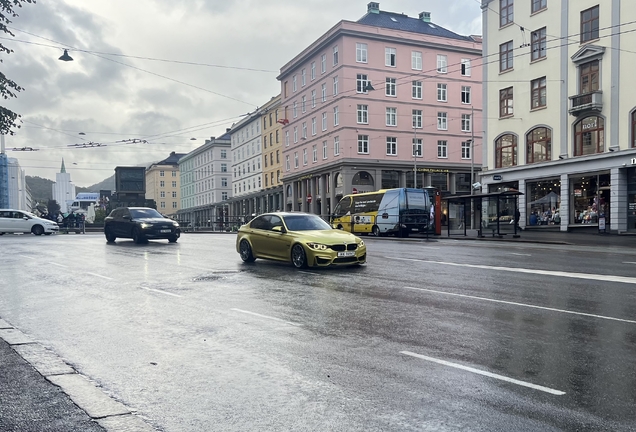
[337,251,355,257]
[160,229,171,233]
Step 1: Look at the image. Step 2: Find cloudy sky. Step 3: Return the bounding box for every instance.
[2,0,482,187]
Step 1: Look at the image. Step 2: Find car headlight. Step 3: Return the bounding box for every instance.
[359,240,365,247]
[140,223,152,229]
[307,242,328,251]
[172,222,179,227]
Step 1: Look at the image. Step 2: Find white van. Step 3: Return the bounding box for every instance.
[0,209,60,236]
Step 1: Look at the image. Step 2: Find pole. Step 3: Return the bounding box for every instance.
[413,126,417,189]
[470,105,475,230]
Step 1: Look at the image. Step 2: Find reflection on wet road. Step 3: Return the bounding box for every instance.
[1,233,635,431]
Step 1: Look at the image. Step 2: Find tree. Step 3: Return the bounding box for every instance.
[47,199,60,216]
[1,0,36,136]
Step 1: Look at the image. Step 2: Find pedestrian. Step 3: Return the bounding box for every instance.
[514,207,521,231]
[57,213,63,224]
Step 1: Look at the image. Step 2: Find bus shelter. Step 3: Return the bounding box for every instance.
[443,190,523,238]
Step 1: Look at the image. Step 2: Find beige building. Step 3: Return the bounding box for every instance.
[261,95,284,211]
[481,0,636,233]
[145,152,186,216]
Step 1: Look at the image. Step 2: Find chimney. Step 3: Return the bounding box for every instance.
[226,128,231,132]
[367,2,380,14]
[419,11,431,22]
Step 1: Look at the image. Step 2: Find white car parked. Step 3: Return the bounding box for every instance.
[0,209,60,236]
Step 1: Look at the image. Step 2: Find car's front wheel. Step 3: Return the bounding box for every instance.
[291,244,308,269]
[132,227,145,244]
[31,225,44,236]
[239,239,255,262]
[372,225,380,236]
[105,228,116,243]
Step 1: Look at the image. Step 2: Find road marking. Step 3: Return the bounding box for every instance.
[511,252,531,256]
[48,262,68,268]
[387,257,636,285]
[299,271,320,276]
[624,262,636,265]
[230,308,302,327]
[400,351,565,396]
[403,286,636,325]
[140,287,182,298]
[86,272,114,281]
[19,255,35,260]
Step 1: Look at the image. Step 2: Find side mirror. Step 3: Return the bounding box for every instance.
[23,216,29,220]
[122,215,131,220]
[272,226,286,233]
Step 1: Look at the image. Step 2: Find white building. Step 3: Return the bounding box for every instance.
[177,132,232,227]
[6,157,28,211]
[229,111,263,217]
[52,159,76,213]
[481,0,636,233]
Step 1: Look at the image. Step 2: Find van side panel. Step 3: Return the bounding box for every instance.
[377,189,401,234]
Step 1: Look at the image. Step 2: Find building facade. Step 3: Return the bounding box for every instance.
[260,95,285,212]
[177,132,231,227]
[52,159,76,213]
[145,151,186,216]
[481,0,636,233]
[278,2,483,216]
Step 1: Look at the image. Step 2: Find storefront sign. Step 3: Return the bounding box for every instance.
[582,120,597,130]
[417,168,449,173]
[493,175,503,181]
[574,189,583,197]
[631,157,636,165]
[629,203,636,211]
[599,216,606,232]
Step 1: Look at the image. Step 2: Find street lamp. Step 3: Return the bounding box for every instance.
[413,126,419,189]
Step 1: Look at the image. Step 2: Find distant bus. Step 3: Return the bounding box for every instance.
[331,188,431,237]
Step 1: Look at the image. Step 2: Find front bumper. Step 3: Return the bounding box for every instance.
[44,225,59,233]
[140,226,180,239]
[308,245,367,267]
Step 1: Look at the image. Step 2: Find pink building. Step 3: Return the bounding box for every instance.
[278,2,482,215]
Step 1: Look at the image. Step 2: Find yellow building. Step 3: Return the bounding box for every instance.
[261,95,284,211]
[145,152,186,216]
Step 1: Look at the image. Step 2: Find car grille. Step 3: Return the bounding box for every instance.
[329,243,358,252]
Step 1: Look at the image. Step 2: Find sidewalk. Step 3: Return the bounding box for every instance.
[0,319,156,432]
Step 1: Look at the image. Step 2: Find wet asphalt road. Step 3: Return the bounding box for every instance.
[1,233,636,431]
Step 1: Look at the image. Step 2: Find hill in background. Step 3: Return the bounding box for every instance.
[26,174,116,205]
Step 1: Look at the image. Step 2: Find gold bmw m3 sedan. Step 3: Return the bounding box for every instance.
[236,212,367,268]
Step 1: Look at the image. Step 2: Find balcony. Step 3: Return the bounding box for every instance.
[569,91,603,116]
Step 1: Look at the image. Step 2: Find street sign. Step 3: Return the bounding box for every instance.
[493,175,503,181]
[352,187,358,194]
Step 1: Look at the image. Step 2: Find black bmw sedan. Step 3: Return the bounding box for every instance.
[104,207,180,244]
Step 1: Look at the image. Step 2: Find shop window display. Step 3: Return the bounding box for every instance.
[627,168,636,232]
[570,173,610,225]
[526,179,561,226]
[430,173,448,191]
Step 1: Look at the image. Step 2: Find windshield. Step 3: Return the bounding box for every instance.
[130,208,164,219]
[283,215,332,231]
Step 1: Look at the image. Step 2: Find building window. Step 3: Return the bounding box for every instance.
[293,101,297,118]
[386,107,397,126]
[532,0,546,13]
[172,191,177,198]
[461,86,471,104]
[276,150,279,163]
[285,130,290,147]
[303,149,307,165]
[172,171,176,177]
[437,84,447,102]
[461,141,471,159]
[531,77,547,109]
[334,136,340,156]
[301,95,306,113]
[159,170,165,177]
[632,111,636,148]
[581,6,600,43]
[293,75,297,92]
[323,141,328,159]
[321,83,326,102]
[294,152,298,168]
[437,55,447,73]
[286,155,290,171]
[311,90,316,108]
[386,77,397,96]
[302,122,307,138]
[437,141,448,158]
[301,68,306,86]
[461,114,471,132]
[311,117,316,135]
[312,145,317,162]
[531,27,547,61]
[333,76,338,95]
[160,191,165,198]
[160,202,165,209]
[356,74,370,93]
[461,59,471,76]
[221,150,227,159]
[437,112,447,130]
[311,61,316,80]
[333,106,339,126]
[412,110,422,129]
[500,41,514,72]
[160,181,165,187]
[356,43,368,63]
[293,127,298,143]
[322,112,327,131]
[276,130,279,143]
[222,192,228,200]
[574,116,604,156]
[412,51,422,70]
[386,137,397,155]
[385,47,396,67]
[321,54,326,74]
[412,81,422,99]
[500,0,513,27]
[500,87,514,117]
[495,134,518,168]
[172,202,177,209]
[357,104,369,124]
[221,178,227,187]
[333,45,339,66]
[221,163,227,172]
[357,135,369,154]
[526,127,552,164]
[413,138,422,157]
[580,60,599,94]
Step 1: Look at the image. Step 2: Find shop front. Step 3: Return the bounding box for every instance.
[627,167,636,232]
[526,178,561,227]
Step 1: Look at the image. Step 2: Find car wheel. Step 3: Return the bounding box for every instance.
[105,228,116,243]
[168,235,178,243]
[132,227,145,244]
[291,244,308,269]
[0,233,4,236]
[31,225,44,236]
[239,239,255,262]
[372,225,380,237]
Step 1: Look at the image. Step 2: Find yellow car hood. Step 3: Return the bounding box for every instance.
[289,229,361,244]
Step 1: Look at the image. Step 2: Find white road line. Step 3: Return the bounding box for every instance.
[387,257,636,285]
[624,262,636,265]
[299,271,320,276]
[140,287,182,298]
[19,255,35,260]
[230,308,302,327]
[86,272,114,281]
[48,262,68,268]
[400,351,566,396]
[511,252,532,256]
[403,286,636,325]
